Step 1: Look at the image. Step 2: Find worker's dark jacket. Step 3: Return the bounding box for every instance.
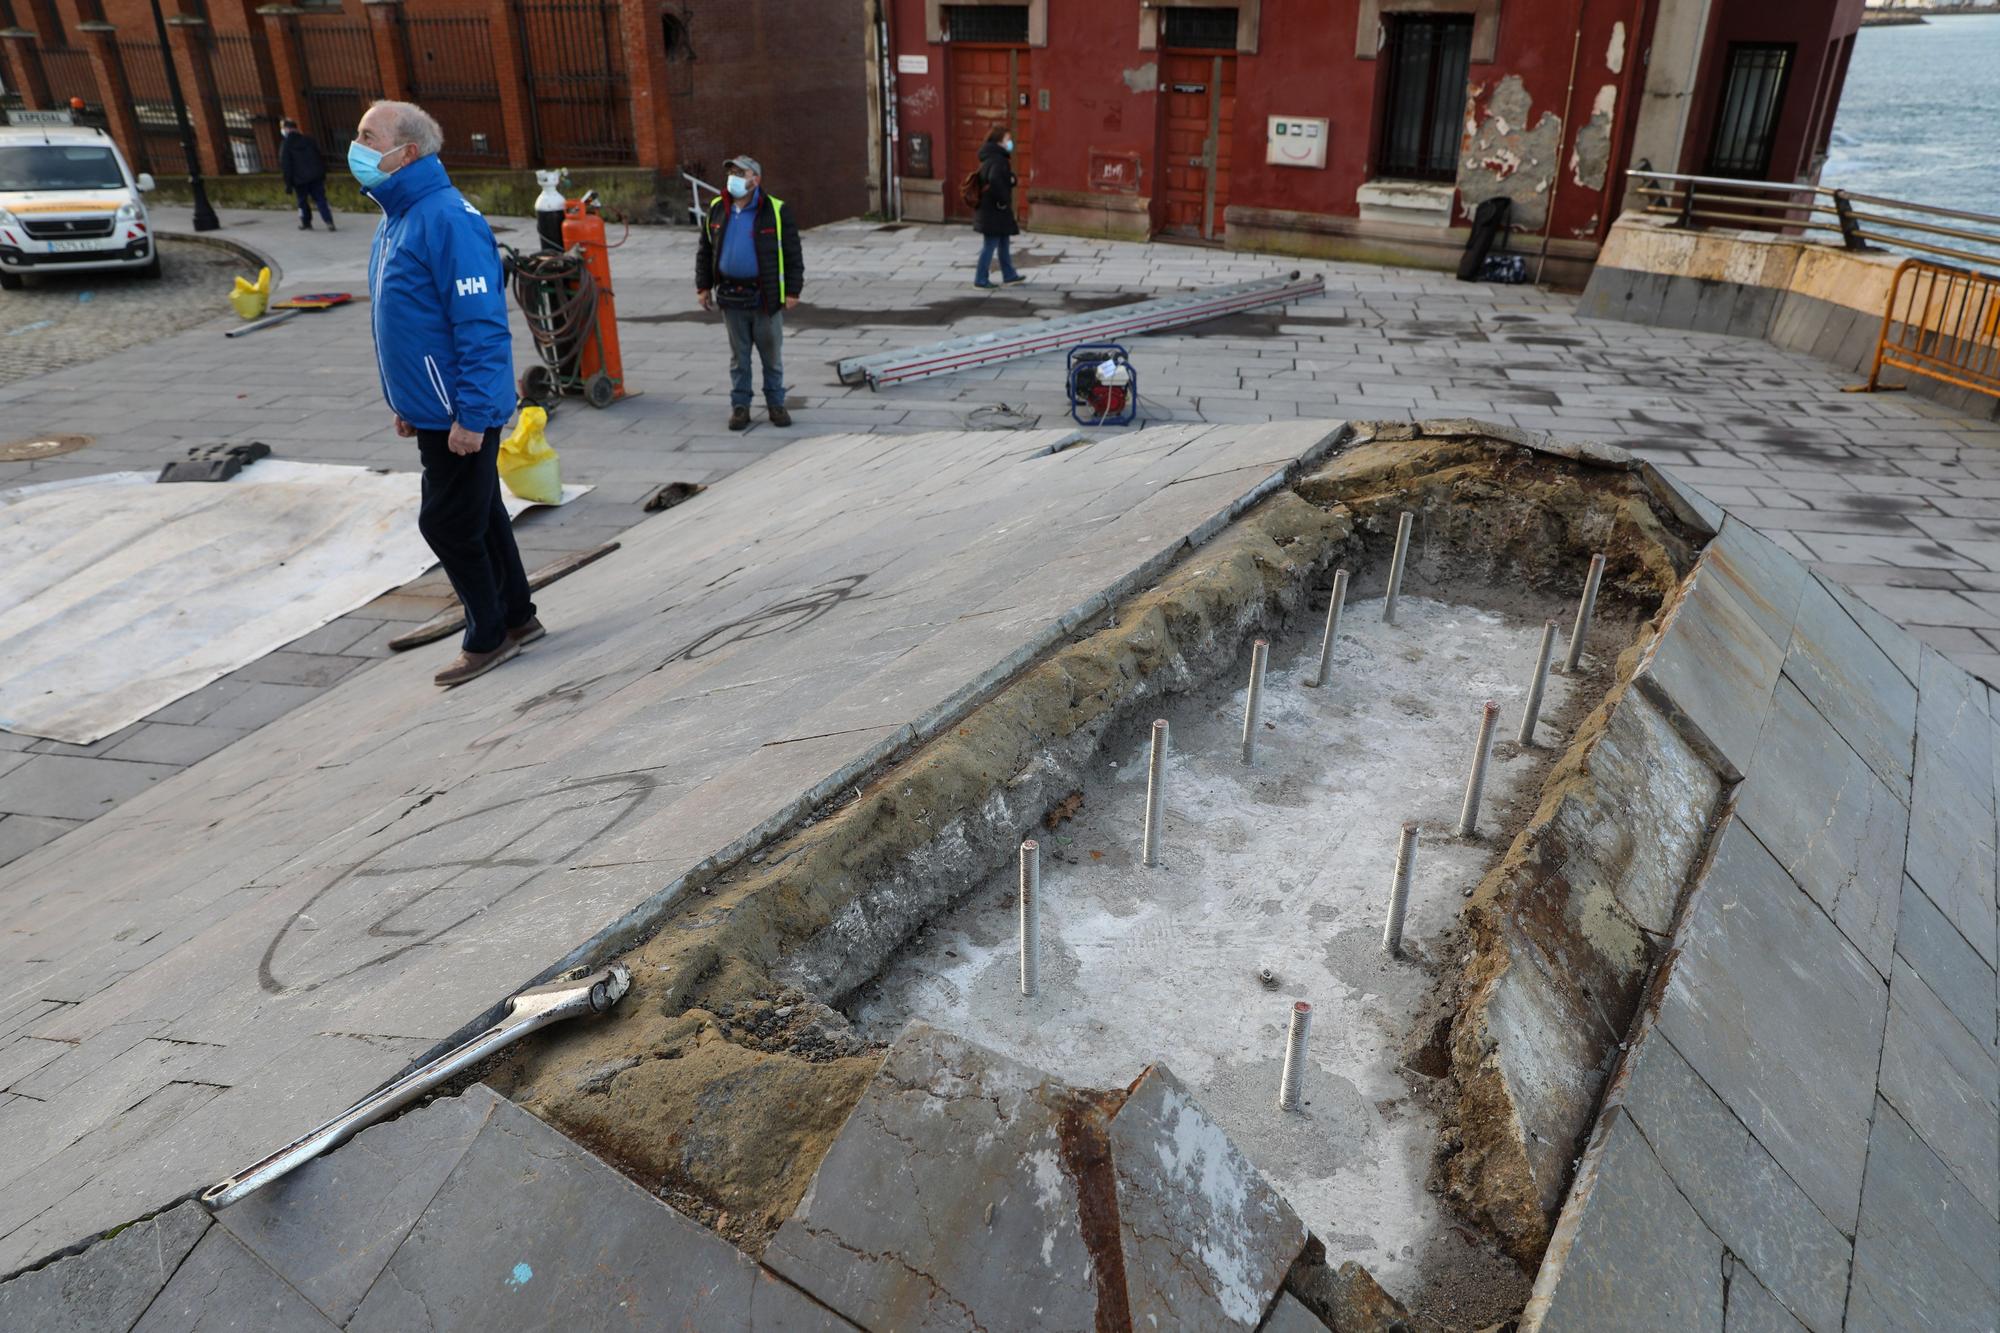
[696,193,804,314]
[279,132,326,190]
[973,141,1019,238]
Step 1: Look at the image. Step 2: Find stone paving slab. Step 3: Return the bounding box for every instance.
[0,1200,209,1333]
[1844,1100,2000,1332]
[0,419,1342,1278]
[1908,647,1999,970]
[1876,959,2000,1221]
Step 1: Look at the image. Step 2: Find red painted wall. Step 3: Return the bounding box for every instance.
[891,0,1853,244]
[1680,0,1866,181]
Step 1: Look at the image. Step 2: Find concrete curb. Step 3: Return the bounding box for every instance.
[159,229,281,288]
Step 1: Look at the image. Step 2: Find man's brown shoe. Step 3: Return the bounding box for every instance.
[728,406,751,431]
[434,640,520,687]
[768,405,793,427]
[507,616,546,646]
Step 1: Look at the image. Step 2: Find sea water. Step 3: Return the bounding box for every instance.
[1825,14,2000,218]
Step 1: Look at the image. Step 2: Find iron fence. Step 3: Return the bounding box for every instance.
[210,32,283,172]
[295,19,381,158]
[516,0,631,165]
[401,15,506,165]
[40,46,98,113]
[115,38,188,176]
[1627,167,2000,274]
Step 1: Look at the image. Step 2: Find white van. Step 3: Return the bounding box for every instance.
[0,109,159,290]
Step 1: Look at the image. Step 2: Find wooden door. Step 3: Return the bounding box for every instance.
[1160,51,1236,239]
[948,44,1033,222]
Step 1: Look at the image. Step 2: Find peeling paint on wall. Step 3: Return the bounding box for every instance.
[1122,62,1158,94]
[1457,75,1562,230]
[1570,85,1616,191]
[1607,21,1626,75]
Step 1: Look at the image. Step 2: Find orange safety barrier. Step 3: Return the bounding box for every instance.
[1858,258,2000,401]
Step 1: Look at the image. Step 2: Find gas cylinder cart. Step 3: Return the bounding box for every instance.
[1066,343,1139,427]
[505,189,629,410]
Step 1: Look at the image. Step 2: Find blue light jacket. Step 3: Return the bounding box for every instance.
[364,155,514,431]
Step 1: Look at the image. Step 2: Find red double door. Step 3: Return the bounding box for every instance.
[1159,50,1237,240]
[947,44,1033,224]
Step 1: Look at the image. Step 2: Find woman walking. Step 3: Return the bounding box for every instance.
[973,125,1026,288]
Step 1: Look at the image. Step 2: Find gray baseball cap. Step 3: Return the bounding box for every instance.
[724,154,762,178]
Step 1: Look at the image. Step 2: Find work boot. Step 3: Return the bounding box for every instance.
[327,219,337,232]
[298,222,312,231]
[434,640,520,687]
[768,405,793,427]
[728,406,751,431]
[506,616,546,646]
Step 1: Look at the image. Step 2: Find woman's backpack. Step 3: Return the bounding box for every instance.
[960,165,985,210]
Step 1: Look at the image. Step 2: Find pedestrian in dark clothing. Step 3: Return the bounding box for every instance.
[695,154,805,431]
[278,119,335,232]
[973,125,1025,289]
[356,99,538,688]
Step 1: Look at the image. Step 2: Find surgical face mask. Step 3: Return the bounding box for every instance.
[348,140,390,190]
[1003,138,1014,153]
[726,175,751,199]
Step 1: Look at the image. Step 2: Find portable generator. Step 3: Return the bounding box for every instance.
[1067,343,1139,427]
[505,185,628,410]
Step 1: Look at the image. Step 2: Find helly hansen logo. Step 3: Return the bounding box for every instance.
[455,276,488,297]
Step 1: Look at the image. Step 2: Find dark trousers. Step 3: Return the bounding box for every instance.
[976,233,1020,285]
[416,427,535,653]
[294,181,332,226]
[722,305,786,408]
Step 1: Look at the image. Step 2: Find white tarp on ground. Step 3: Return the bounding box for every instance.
[0,462,586,745]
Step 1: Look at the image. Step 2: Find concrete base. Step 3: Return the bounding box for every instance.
[1024,188,1154,243]
[1223,203,1600,290]
[897,175,944,223]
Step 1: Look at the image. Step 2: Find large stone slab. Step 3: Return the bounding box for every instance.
[1909,646,1998,969]
[1876,959,2000,1220]
[765,1024,1107,1332]
[1108,1067,1307,1330]
[1780,577,1917,802]
[1737,677,1907,974]
[0,1200,209,1333]
[1725,1263,1808,1333]
[1618,1032,1851,1332]
[1524,1110,1725,1332]
[0,422,1349,1274]
[1845,1100,2000,1331]
[130,1227,339,1333]
[1636,551,1787,781]
[1708,518,1810,654]
[345,1094,834,1330]
[1895,875,1998,1050]
[1657,818,1888,1233]
[213,1085,499,1323]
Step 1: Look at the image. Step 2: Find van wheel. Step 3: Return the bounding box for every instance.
[137,255,163,280]
[0,271,23,291]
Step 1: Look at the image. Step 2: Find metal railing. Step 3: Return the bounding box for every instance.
[1627,167,2000,274]
[1860,259,2000,402]
[681,170,718,227]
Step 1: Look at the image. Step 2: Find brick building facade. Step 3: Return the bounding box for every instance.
[884,0,1863,278]
[0,0,875,227]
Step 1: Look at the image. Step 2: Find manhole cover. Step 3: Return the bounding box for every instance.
[0,433,91,462]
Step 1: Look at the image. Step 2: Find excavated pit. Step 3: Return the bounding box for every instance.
[492,426,1708,1329]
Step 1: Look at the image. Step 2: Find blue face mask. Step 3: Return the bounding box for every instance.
[726,175,751,199]
[348,141,389,190]
[1003,138,1014,153]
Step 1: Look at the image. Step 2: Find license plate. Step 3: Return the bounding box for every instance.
[48,239,107,253]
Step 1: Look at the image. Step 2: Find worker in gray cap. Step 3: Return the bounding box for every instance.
[695,155,805,430]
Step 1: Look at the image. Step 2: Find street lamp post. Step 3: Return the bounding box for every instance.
[144,0,218,232]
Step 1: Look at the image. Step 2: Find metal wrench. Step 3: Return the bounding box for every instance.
[201,963,630,1210]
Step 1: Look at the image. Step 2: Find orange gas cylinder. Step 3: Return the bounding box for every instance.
[562,195,626,403]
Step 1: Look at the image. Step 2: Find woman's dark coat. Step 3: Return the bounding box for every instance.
[974,140,1019,237]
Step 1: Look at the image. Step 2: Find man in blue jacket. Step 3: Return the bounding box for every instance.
[353,99,539,687]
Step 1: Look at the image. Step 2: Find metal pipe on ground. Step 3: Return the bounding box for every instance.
[1384,822,1418,957]
[1142,719,1169,866]
[1018,838,1040,997]
[1456,701,1501,837]
[1518,618,1557,746]
[1241,639,1269,765]
[1383,513,1414,623]
[1306,569,1348,689]
[1277,1000,1312,1111]
[1563,553,1606,673]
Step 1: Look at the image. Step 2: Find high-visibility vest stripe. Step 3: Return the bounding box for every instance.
[706,194,787,299]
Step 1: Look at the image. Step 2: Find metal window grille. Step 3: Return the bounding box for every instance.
[1376,15,1471,182]
[1160,6,1239,50]
[942,5,1028,43]
[515,0,634,165]
[294,20,383,159]
[40,47,98,109]
[1705,42,1794,178]
[210,32,283,172]
[115,38,188,175]
[402,16,506,165]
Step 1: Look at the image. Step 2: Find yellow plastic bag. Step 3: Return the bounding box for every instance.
[229,267,272,320]
[498,407,563,505]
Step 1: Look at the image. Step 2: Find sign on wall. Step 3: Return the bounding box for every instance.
[1089,150,1142,195]
[897,54,929,75]
[1266,116,1329,169]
